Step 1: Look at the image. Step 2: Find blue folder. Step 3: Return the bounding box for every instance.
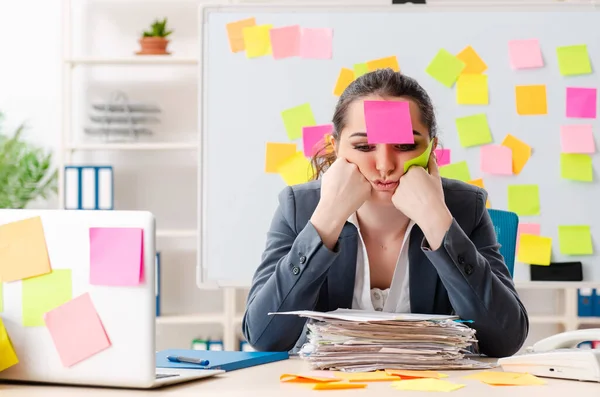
[156,349,289,372]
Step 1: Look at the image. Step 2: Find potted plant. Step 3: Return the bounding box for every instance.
[0,112,58,209]
[137,17,173,55]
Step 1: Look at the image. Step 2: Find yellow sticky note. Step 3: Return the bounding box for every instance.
[455,113,493,147]
[507,184,540,216]
[281,103,317,140]
[22,269,72,327]
[501,134,532,175]
[456,45,488,74]
[225,17,256,53]
[366,55,400,72]
[0,216,52,282]
[277,151,314,186]
[392,378,465,392]
[385,369,448,379]
[333,68,354,96]
[334,371,399,382]
[557,44,592,76]
[313,381,367,390]
[439,161,471,182]
[426,49,466,88]
[561,153,593,182]
[558,225,593,255]
[0,317,18,372]
[464,371,546,385]
[353,63,369,78]
[243,24,273,58]
[515,85,547,115]
[457,74,489,105]
[265,143,297,173]
[518,234,552,265]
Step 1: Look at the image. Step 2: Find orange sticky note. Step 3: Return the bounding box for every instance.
[313,381,367,390]
[385,369,448,379]
[335,371,399,382]
[501,134,532,174]
[515,85,547,115]
[265,142,297,173]
[366,55,400,72]
[280,371,341,383]
[277,151,315,186]
[225,17,256,53]
[333,68,354,96]
[456,45,488,74]
[0,216,51,282]
[44,293,111,367]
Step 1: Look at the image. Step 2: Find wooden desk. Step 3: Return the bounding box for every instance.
[1,357,598,396]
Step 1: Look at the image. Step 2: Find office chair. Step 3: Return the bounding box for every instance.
[487,209,518,278]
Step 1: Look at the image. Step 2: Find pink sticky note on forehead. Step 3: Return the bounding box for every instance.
[269,25,301,60]
[300,28,333,59]
[560,124,596,153]
[89,227,143,286]
[364,100,414,144]
[302,124,332,157]
[566,87,597,119]
[517,223,541,253]
[480,145,512,175]
[508,39,544,69]
[434,149,451,166]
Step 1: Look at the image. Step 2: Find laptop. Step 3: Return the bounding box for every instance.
[0,209,224,388]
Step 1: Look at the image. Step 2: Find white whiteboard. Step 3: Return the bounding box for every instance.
[198,3,600,287]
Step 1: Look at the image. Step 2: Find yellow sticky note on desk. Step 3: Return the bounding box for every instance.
[242,24,273,58]
[277,151,314,186]
[457,74,488,105]
[561,153,593,182]
[334,370,399,382]
[516,85,547,115]
[280,371,342,383]
[313,381,367,390]
[558,225,593,255]
[22,269,72,327]
[507,184,540,216]
[0,317,18,372]
[464,371,546,386]
[557,44,592,76]
[392,378,465,392]
[385,369,448,379]
[456,45,487,74]
[518,234,552,265]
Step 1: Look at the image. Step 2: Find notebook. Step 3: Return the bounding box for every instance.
[156,350,289,372]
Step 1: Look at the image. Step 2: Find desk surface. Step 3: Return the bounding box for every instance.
[1,357,598,396]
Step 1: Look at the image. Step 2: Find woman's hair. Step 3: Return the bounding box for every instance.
[310,68,438,179]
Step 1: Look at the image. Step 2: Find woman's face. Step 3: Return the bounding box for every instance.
[332,94,435,203]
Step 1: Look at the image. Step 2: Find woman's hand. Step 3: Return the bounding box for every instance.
[391,153,452,250]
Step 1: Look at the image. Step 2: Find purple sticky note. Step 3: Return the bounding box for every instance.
[508,39,544,69]
[299,28,333,59]
[560,124,596,153]
[269,25,301,60]
[89,228,143,286]
[302,124,333,157]
[480,145,513,175]
[364,100,414,144]
[434,149,451,166]
[566,87,597,119]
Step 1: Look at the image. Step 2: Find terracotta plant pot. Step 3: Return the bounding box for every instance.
[137,37,170,55]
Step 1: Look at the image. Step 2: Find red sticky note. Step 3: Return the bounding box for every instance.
[560,124,595,153]
[517,223,541,253]
[44,293,111,367]
[300,28,333,59]
[364,100,414,144]
[480,145,513,175]
[89,228,143,286]
[269,25,301,60]
[508,39,544,69]
[434,149,451,166]
[566,87,597,119]
[303,124,333,157]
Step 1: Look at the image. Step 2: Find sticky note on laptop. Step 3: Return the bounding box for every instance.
[22,269,72,326]
[89,228,144,286]
[0,317,18,372]
[364,100,414,144]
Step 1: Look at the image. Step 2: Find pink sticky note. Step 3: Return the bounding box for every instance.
[302,124,333,157]
[44,293,111,367]
[566,87,597,119]
[434,149,451,166]
[517,223,541,253]
[89,227,143,286]
[508,39,544,69]
[300,28,333,59]
[364,100,414,144]
[269,25,301,60]
[560,124,596,153]
[480,145,513,175]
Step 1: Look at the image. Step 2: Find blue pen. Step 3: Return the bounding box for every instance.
[167,355,210,366]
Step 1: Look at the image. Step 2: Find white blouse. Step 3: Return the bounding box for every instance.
[347,212,414,313]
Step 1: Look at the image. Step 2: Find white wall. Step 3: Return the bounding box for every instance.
[0,0,585,352]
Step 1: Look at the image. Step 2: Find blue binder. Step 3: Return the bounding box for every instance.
[577,288,595,317]
[156,349,288,372]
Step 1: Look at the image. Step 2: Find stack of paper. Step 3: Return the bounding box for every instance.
[270,309,492,372]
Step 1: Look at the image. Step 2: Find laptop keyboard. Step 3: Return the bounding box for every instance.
[156,373,180,379]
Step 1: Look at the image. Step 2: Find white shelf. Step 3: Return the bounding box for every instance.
[67,142,198,151]
[156,229,197,238]
[156,314,224,325]
[65,57,198,65]
[515,281,600,290]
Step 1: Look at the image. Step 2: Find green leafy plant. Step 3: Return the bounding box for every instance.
[0,113,58,209]
[142,18,173,38]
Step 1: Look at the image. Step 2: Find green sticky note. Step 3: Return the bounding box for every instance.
[281,103,316,141]
[507,184,540,216]
[353,63,369,78]
[439,161,471,182]
[556,44,592,76]
[561,153,593,182]
[426,49,466,88]
[404,139,434,173]
[558,225,593,255]
[22,269,72,327]
[455,113,493,147]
